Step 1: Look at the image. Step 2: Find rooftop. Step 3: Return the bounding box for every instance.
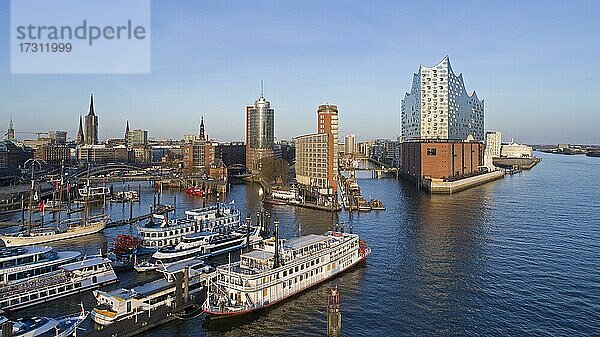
[242,250,274,261]
[284,234,328,250]
[60,257,110,271]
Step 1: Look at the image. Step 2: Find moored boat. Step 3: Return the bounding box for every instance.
[0,214,108,247]
[92,259,211,327]
[0,245,81,286]
[144,226,261,268]
[0,256,118,311]
[369,198,385,210]
[203,221,371,319]
[0,304,88,337]
[137,203,240,249]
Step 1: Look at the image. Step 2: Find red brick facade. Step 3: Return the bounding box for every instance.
[401,141,484,180]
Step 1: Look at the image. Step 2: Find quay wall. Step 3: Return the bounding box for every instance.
[423,170,505,194]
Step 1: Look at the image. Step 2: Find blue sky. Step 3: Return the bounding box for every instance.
[1,0,599,144]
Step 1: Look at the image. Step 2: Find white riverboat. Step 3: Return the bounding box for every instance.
[0,256,118,311]
[137,204,241,249]
[1,305,88,337]
[77,186,110,202]
[0,214,108,247]
[0,246,81,286]
[203,225,371,318]
[271,188,298,201]
[91,259,211,326]
[147,226,262,267]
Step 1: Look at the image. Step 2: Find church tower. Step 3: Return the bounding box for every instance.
[84,93,99,145]
[76,115,84,145]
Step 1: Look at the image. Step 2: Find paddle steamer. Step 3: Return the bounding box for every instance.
[203,221,370,318]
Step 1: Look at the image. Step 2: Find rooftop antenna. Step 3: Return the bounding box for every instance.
[260,80,264,98]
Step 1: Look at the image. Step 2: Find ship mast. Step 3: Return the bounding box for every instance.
[56,160,64,230]
[273,218,280,269]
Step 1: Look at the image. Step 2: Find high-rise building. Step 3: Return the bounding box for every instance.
[183,140,215,173]
[344,134,356,155]
[295,133,332,194]
[317,104,338,193]
[246,92,275,172]
[6,118,15,140]
[84,93,99,145]
[215,142,246,167]
[48,131,67,145]
[127,129,148,146]
[76,115,84,145]
[401,56,484,141]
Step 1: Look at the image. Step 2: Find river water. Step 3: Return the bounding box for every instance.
[3,152,599,336]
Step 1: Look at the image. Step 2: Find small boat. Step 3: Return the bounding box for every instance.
[184,187,204,197]
[262,197,287,205]
[111,191,139,203]
[76,186,110,203]
[270,188,297,201]
[370,199,385,211]
[357,198,371,212]
[133,260,157,272]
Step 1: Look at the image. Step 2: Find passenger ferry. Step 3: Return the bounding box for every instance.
[0,246,81,286]
[149,226,262,267]
[137,204,240,249]
[0,214,108,247]
[91,259,211,326]
[203,225,371,318]
[0,256,118,311]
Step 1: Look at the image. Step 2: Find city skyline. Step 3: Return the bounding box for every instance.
[1,1,600,144]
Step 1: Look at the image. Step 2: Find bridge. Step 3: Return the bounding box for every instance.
[70,163,152,180]
[339,157,399,178]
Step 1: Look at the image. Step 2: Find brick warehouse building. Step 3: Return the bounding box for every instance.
[401,141,484,181]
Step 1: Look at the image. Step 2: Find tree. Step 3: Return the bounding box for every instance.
[259,156,290,185]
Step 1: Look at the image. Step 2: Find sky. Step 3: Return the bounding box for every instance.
[1,0,599,144]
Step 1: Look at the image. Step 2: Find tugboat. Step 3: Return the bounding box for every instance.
[203,220,371,319]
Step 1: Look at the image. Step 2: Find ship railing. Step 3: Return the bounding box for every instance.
[0,272,70,298]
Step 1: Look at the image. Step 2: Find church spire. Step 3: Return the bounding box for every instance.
[76,115,84,145]
[199,116,205,140]
[125,120,130,140]
[88,92,95,116]
[7,117,15,140]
